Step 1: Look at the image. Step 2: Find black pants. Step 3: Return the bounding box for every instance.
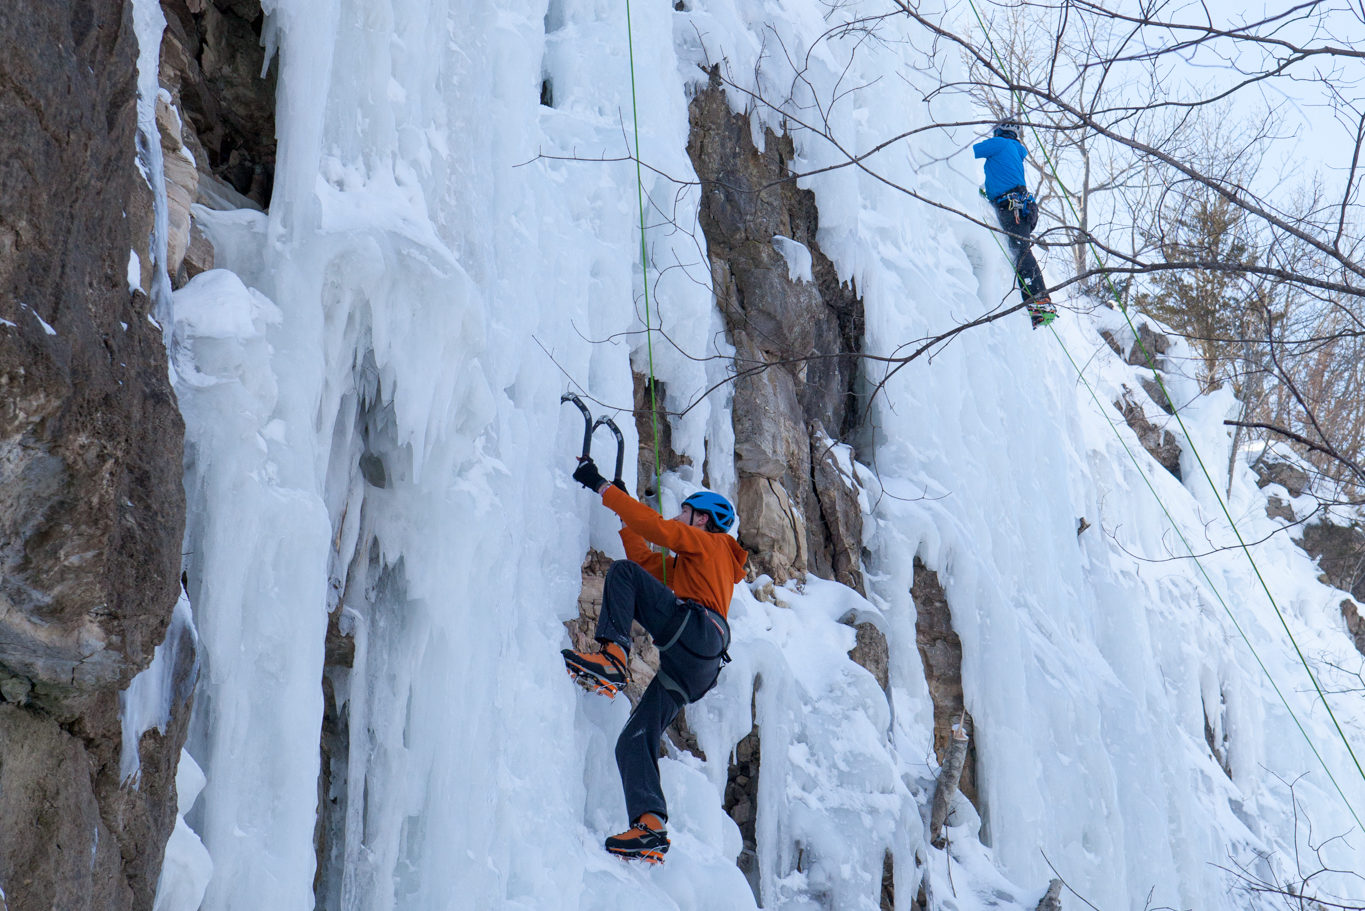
[597,560,727,823]
[994,198,1048,303]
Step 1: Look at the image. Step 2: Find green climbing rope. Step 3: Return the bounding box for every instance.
[624,0,669,578]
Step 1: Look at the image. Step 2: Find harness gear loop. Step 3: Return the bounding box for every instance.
[995,188,1035,224]
[655,600,730,661]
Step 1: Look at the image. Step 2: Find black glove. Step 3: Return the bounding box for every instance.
[612,479,628,493]
[572,458,607,492]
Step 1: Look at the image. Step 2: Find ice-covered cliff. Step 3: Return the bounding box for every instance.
[137,0,1365,909]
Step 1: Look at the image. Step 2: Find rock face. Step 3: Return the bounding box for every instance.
[724,725,762,897]
[0,2,189,909]
[154,0,274,290]
[156,93,205,284]
[912,559,976,806]
[1343,600,1365,658]
[632,372,689,499]
[1252,457,1311,498]
[1126,322,1171,369]
[686,69,865,589]
[1115,386,1183,480]
[1264,495,1295,522]
[1299,521,1365,603]
[158,0,276,211]
[681,74,879,899]
[848,620,890,694]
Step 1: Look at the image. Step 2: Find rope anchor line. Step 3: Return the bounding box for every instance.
[624,0,669,577]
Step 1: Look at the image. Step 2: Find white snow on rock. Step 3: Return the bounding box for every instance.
[771,235,813,283]
[128,250,143,293]
[119,591,197,785]
[152,752,213,911]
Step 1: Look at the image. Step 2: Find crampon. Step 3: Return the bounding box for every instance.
[605,817,669,864]
[562,646,629,699]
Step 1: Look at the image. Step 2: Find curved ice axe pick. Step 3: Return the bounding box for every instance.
[591,415,625,488]
[559,392,626,488]
[561,392,594,462]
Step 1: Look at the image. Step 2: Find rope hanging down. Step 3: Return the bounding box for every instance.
[624,0,669,577]
[964,0,1365,825]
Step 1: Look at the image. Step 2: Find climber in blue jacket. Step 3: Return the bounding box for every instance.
[974,121,1057,329]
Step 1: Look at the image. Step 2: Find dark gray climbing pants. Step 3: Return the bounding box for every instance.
[993,195,1048,303]
[597,560,728,823]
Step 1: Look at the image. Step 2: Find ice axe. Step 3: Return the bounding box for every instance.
[561,392,625,489]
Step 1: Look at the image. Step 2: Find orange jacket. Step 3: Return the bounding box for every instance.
[602,486,748,619]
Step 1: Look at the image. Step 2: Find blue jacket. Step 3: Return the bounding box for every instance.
[973,136,1028,201]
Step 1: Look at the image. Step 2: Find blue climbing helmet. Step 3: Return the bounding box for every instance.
[682,490,736,533]
[993,120,1020,140]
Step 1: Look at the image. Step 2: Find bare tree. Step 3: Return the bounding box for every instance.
[1218,774,1365,910]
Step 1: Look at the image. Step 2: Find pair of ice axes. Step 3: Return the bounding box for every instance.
[561,392,625,488]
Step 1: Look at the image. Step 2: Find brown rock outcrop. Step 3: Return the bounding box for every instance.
[1126,322,1171,369]
[0,2,189,908]
[1299,521,1365,603]
[154,0,273,295]
[912,559,976,805]
[156,93,202,283]
[847,620,889,695]
[1115,386,1183,480]
[812,425,864,592]
[633,372,689,498]
[158,0,276,209]
[1342,600,1365,658]
[686,68,865,588]
[724,724,762,896]
[1252,457,1311,498]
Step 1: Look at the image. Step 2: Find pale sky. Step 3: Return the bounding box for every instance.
[1169,0,1364,194]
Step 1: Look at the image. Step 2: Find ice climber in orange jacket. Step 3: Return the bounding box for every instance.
[563,456,748,864]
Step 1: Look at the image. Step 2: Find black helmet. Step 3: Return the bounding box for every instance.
[993,121,1020,140]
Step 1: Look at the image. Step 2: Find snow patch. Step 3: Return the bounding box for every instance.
[119,592,197,784]
[771,234,813,283]
[152,752,213,911]
[19,303,56,336]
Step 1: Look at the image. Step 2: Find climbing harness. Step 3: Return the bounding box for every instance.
[993,187,1035,224]
[561,392,626,489]
[653,599,731,704]
[656,600,731,663]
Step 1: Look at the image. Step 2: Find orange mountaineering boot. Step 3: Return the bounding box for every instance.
[605,813,669,864]
[562,641,629,698]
